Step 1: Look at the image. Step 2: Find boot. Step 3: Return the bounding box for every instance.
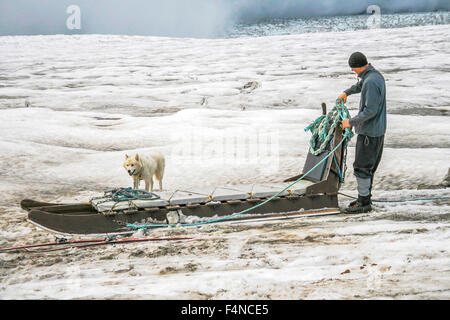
[345,195,372,214]
[348,196,373,207]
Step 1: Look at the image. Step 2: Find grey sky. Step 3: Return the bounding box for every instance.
[0,0,448,37]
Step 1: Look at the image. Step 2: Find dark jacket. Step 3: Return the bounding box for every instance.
[344,64,387,137]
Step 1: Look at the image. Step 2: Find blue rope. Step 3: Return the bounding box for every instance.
[329,136,344,182]
[304,115,325,132]
[107,187,160,202]
[333,154,343,181]
[127,100,351,230]
[372,196,450,203]
[338,192,450,203]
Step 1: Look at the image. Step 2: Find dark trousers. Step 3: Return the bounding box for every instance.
[353,134,384,197]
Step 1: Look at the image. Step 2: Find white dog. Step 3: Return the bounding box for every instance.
[123,150,165,192]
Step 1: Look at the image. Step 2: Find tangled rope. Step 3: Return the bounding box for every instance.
[306,100,353,155]
[105,187,160,202]
[90,187,161,215]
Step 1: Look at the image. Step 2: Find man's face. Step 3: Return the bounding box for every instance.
[351,65,368,75]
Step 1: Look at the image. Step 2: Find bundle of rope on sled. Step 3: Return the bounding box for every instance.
[90,187,161,215]
[305,101,354,156]
[91,187,219,215]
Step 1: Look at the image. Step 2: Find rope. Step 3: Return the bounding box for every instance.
[333,154,343,181]
[107,187,160,202]
[306,99,353,156]
[338,192,450,203]
[127,99,353,230]
[90,187,161,215]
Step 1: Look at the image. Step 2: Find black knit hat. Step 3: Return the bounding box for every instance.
[348,52,368,68]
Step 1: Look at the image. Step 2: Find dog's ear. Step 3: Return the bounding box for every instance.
[135,154,139,161]
[125,154,129,159]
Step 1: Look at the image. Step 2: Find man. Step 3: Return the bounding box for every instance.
[338,52,386,213]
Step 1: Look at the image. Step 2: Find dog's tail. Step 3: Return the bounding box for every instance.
[155,152,165,180]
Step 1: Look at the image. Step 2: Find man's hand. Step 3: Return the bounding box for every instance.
[338,92,347,103]
[342,118,351,129]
